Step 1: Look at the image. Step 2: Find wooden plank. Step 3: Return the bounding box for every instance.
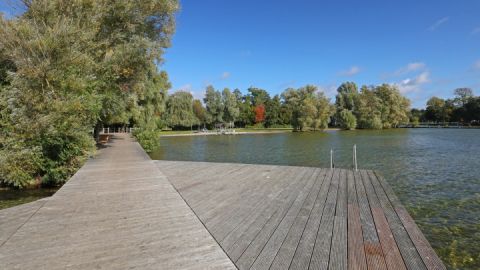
[220,167,305,251]
[329,169,348,270]
[373,172,445,270]
[211,166,304,242]
[227,167,312,263]
[360,170,406,270]
[268,169,328,270]
[235,168,318,269]
[347,170,368,270]
[206,165,293,233]
[309,169,341,270]
[369,171,429,270]
[270,170,327,269]
[289,169,334,270]
[354,170,387,270]
[249,168,323,270]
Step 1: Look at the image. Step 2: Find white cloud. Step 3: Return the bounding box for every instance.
[428,17,449,31]
[396,71,430,94]
[220,71,230,79]
[394,62,426,76]
[339,66,361,76]
[317,84,338,98]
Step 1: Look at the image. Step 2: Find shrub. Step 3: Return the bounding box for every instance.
[338,109,357,130]
[0,145,42,188]
[133,128,161,153]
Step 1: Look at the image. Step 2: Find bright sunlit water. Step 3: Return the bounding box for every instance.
[150,128,480,270]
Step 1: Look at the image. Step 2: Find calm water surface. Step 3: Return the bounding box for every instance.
[0,188,58,210]
[150,129,480,270]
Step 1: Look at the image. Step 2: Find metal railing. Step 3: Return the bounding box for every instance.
[330,144,358,171]
[101,127,136,134]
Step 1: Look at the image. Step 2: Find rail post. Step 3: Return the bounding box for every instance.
[353,144,358,171]
[330,149,334,169]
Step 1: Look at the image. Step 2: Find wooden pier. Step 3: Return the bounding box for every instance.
[0,134,445,269]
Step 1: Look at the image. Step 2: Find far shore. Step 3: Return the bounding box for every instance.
[159,128,343,137]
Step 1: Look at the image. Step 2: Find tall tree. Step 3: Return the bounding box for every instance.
[0,0,178,187]
[192,99,207,127]
[335,82,359,129]
[203,85,224,124]
[222,88,240,124]
[165,91,197,129]
[453,88,474,107]
[335,82,358,111]
[425,97,448,122]
[265,95,282,127]
[247,87,270,106]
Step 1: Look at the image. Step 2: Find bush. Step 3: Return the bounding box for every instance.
[338,109,357,130]
[0,145,42,188]
[133,128,161,153]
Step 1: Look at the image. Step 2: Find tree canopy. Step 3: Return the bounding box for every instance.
[0,0,178,188]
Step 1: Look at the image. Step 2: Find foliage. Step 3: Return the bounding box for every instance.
[282,85,332,131]
[254,104,266,124]
[335,82,358,111]
[265,95,282,127]
[0,0,178,188]
[132,128,161,153]
[354,84,410,129]
[192,99,207,125]
[204,85,224,124]
[222,88,240,123]
[338,109,357,130]
[420,89,479,124]
[165,91,197,128]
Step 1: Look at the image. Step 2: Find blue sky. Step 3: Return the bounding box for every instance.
[2,1,480,108]
[163,0,480,108]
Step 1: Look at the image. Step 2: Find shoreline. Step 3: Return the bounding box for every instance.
[159,130,291,137]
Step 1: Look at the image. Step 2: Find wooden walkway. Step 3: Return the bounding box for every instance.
[156,160,446,270]
[0,135,235,270]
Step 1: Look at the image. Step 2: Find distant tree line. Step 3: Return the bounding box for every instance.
[164,82,412,131]
[410,88,480,125]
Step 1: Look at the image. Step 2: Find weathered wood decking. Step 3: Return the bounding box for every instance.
[0,134,445,269]
[156,160,446,270]
[0,134,235,270]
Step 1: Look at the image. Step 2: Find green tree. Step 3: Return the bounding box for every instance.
[282,85,331,131]
[222,88,240,124]
[338,109,357,130]
[247,87,270,106]
[453,88,474,107]
[165,91,197,129]
[0,0,178,187]
[336,82,358,111]
[355,86,383,129]
[265,95,282,127]
[192,99,207,127]
[375,84,410,128]
[203,85,224,124]
[335,82,359,129]
[425,97,447,122]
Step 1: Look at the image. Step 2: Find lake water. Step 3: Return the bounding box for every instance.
[0,188,58,210]
[150,129,480,270]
